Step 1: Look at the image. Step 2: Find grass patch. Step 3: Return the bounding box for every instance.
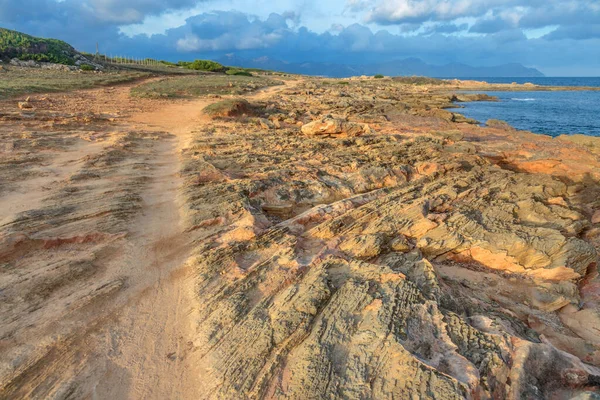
[131,74,283,98]
[106,63,199,75]
[0,67,150,99]
[374,74,384,79]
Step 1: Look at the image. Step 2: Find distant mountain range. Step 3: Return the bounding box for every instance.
[217,55,545,78]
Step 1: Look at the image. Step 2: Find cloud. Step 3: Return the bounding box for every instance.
[0,1,599,75]
[170,11,296,52]
[470,16,511,34]
[354,0,600,36]
[360,0,517,25]
[543,24,600,41]
[0,0,201,25]
[426,22,469,34]
[143,10,598,75]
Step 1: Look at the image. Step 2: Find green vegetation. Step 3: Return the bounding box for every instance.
[178,59,273,76]
[237,67,271,73]
[374,74,385,79]
[0,27,76,65]
[338,81,350,85]
[183,60,226,72]
[226,69,253,77]
[80,64,95,71]
[131,74,283,99]
[0,68,149,99]
[159,60,177,67]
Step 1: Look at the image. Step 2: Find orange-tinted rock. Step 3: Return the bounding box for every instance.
[301,118,373,137]
[593,210,600,224]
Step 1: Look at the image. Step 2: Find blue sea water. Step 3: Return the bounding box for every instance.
[445,77,600,137]
[443,77,600,87]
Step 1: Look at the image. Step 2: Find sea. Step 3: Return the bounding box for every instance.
[443,77,600,137]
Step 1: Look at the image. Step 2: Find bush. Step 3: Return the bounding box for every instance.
[185,60,226,72]
[80,64,95,71]
[374,74,384,79]
[226,69,253,77]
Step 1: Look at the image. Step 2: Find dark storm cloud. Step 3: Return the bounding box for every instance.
[144,11,598,74]
[426,22,468,34]
[469,16,512,34]
[543,24,600,41]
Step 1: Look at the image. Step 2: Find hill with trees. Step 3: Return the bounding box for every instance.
[0,27,77,65]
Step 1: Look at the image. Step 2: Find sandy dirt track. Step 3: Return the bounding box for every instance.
[0,79,297,399]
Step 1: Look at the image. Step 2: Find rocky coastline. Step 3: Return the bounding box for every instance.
[1,74,600,399]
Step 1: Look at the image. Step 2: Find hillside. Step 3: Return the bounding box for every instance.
[0,27,77,65]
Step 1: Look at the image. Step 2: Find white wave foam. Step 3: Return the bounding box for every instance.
[511,98,536,101]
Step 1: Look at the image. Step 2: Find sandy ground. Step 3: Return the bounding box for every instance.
[0,79,298,399]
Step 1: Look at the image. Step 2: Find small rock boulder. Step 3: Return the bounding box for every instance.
[258,118,275,130]
[486,119,515,131]
[339,234,386,259]
[301,118,373,137]
[203,99,253,118]
[18,101,33,110]
[453,93,498,102]
[452,113,479,124]
[593,210,600,224]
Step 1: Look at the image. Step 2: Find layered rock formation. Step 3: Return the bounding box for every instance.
[1,76,600,399]
[181,78,600,399]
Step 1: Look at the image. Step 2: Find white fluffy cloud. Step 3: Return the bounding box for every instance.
[357,0,516,24]
[353,0,600,34]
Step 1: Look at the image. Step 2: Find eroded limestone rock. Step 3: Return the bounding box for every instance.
[301,117,373,137]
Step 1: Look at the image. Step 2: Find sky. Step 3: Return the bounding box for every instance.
[1,0,599,76]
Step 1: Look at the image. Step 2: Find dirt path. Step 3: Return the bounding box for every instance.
[89,98,212,399]
[0,77,299,399]
[82,80,299,399]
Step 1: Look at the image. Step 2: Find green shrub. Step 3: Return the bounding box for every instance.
[226,69,253,77]
[80,64,95,71]
[185,60,226,72]
[374,74,384,79]
[338,81,350,85]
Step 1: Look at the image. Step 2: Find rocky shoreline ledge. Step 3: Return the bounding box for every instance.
[1,75,600,399]
[186,77,600,399]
